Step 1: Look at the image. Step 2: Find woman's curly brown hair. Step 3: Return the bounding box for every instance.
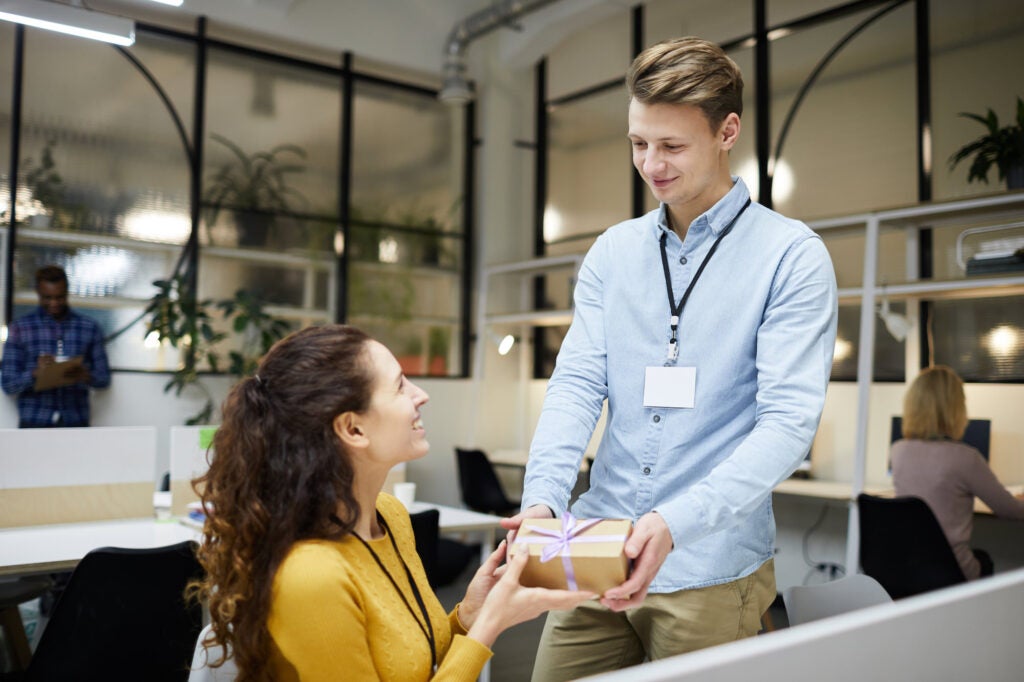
[187,324,373,682]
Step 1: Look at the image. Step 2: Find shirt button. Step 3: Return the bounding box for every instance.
[653,415,661,423]
[679,256,688,265]
[643,467,651,475]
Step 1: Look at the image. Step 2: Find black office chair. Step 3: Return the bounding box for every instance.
[857,493,967,600]
[409,508,478,588]
[26,540,205,682]
[0,576,54,671]
[455,448,521,517]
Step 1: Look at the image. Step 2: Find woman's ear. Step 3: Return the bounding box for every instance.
[333,412,368,449]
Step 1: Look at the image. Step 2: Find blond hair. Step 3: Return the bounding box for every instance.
[626,36,744,130]
[901,365,968,441]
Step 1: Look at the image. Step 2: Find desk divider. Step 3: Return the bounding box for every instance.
[0,426,157,527]
[169,425,406,515]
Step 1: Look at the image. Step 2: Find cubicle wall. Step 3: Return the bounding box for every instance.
[0,426,157,526]
[587,568,1024,682]
[168,425,406,516]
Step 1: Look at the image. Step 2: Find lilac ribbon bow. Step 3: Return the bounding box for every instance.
[515,512,626,591]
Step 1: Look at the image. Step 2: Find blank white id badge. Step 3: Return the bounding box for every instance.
[643,366,696,408]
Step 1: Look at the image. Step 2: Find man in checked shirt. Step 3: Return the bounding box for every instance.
[2,265,110,427]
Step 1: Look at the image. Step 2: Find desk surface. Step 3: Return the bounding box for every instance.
[773,478,1024,516]
[408,502,505,532]
[0,517,200,577]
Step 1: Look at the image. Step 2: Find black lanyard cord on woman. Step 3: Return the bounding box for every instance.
[351,512,438,674]
[659,198,751,363]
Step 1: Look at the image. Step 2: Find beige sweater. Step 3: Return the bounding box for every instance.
[891,439,1024,580]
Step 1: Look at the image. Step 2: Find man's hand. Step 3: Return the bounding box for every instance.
[600,511,673,611]
[499,504,554,547]
[32,354,55,378]
[62,363,90,384]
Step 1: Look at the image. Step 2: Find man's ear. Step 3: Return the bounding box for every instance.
[719,112,741,151]
[333,412,368,449]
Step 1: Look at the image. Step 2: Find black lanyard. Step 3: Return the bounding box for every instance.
[658,198,751,363]
[352,513,437,675]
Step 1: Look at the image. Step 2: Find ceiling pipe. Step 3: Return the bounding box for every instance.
[440,0,560,105]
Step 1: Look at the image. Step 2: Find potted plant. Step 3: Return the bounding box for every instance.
[21,138,65,227]
[144,267,291,424]
[204,133,309,247]
[949,96,1024,189]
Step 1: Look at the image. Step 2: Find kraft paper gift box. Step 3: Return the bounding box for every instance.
[509,513,632,595]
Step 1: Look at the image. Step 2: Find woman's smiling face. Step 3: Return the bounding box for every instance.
[358,340,430,465]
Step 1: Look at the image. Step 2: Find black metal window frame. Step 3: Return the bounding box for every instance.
[2,18,475,378]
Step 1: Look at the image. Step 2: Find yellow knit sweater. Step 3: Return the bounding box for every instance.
[267,493,492,681]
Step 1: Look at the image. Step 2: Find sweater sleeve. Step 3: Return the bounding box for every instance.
[964,453,1024,520]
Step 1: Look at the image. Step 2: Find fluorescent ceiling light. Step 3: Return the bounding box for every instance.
[0,0,135,46]
[144,0,182,5]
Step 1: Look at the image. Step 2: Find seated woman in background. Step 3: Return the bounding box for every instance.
[891,365,1024,580]
[189,325,593,681]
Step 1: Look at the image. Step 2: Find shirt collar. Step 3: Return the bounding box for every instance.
[654,176,752,240]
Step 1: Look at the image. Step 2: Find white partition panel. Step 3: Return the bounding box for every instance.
[586,569,1024,682]
[0,426,157,526]
[168,425,405,515]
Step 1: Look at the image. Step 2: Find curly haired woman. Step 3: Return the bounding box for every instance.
[189,325,592,681]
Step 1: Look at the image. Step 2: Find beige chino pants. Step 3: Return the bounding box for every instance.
[530,559,776,682]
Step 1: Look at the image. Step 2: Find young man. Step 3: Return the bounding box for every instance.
[2,265,111,427]
[501,37,838,680]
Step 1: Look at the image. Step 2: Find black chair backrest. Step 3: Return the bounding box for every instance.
[409,508,440,585]
[455,448,518,514]
[28,540,205,682]
[857,493,967,600]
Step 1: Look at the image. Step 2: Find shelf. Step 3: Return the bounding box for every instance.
[485,309,573,327]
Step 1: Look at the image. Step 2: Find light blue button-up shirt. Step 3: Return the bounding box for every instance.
[522,178,838,592]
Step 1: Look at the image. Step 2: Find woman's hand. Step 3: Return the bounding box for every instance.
[464,547,595,648]
[457,540,509,630]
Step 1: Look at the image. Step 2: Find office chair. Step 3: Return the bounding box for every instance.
[0,576,53,671]
[455,448,521,516]
[783,574,892,626]
[188,623,238,682]
[409,508,477,588]
[26,540,205,682]
[857,493,967,600]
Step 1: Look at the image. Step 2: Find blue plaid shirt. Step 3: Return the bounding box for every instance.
[1,307,111,427]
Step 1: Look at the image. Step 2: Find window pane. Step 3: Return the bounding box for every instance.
[348,82,465,376]
[547,86,630,245]
[11,29,194,369]
[831,303,906,382]
[770,3,917,220]
[547,10,631,101]
[931,0,1024,200]
[199,46,340,368]
[931,296,1024,381]
[645,0,753,45]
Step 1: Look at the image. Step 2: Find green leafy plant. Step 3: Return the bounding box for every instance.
[204,133,309,246]
[144,270,290,424]
[949,96,1024,186]
[22,138,65,223]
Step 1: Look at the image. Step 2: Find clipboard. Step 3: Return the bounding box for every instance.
[33,356,85,391]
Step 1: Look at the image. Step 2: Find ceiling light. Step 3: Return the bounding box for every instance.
[497,334,516,356]
[145,0,183,5]
[0,0,135,46]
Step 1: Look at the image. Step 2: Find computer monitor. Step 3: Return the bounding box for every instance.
[890,416,991,460]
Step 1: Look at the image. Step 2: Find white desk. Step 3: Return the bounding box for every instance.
[409,502,504,566]
[0,517,200,577]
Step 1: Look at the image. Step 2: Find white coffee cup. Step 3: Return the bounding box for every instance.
[393,482,416,509]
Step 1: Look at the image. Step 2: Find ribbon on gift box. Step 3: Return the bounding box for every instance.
[515,512,628,591]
